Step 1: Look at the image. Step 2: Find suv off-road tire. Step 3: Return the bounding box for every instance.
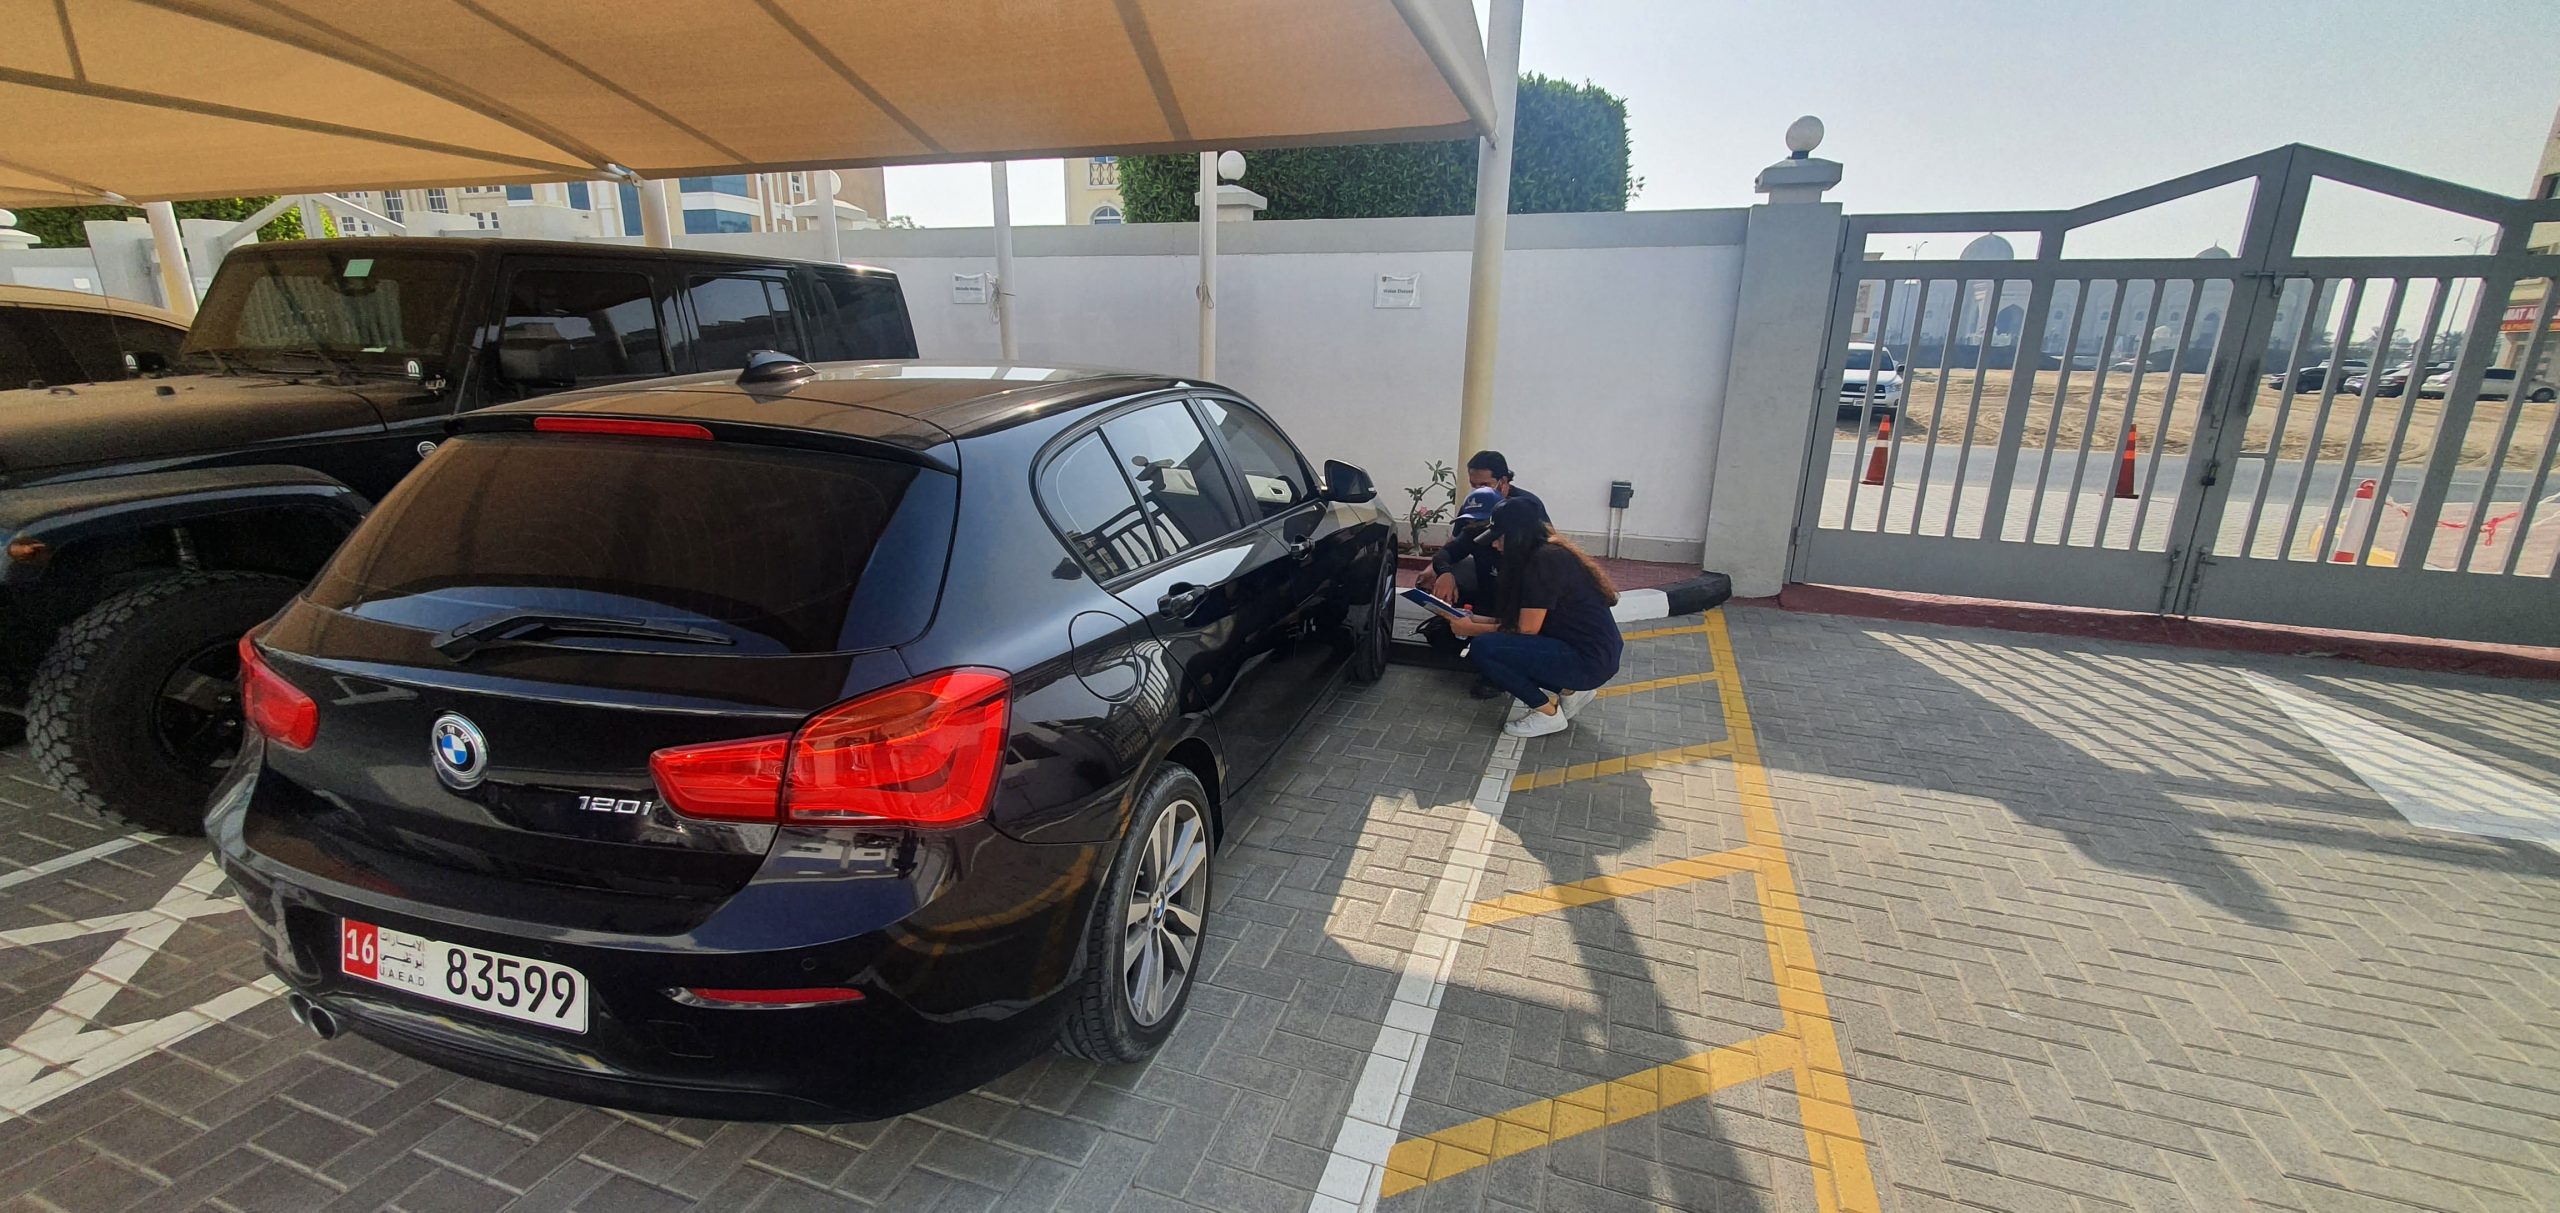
[27,571,301,835]
[1057,763,1213,1063]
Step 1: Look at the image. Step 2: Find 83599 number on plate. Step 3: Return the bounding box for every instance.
[340,919,588,1033]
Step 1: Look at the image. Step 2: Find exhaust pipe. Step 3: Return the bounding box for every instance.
[285,992,341,1040]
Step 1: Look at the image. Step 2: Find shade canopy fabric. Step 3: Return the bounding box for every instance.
[0,0,1496,208]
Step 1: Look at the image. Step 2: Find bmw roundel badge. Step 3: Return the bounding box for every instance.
[430,712,489,790]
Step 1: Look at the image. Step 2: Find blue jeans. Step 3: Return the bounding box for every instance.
[1468,632,1611,709]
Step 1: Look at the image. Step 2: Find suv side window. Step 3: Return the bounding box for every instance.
[35,310,125,382]
[0,309,84,387]
[811,271,919,360]
[1039,433,1159,578]
[494,268,667,397]
[686,273,803,370]
[1098,401,1244,556]
[1197,397,1312,520]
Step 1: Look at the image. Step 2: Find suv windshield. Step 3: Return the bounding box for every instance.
[306,433,957,655]
[184,248,471,370]
[1846,347,1897,372]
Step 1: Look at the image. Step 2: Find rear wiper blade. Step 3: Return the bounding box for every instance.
[433,610,736,660]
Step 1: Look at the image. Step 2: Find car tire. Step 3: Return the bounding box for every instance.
[1350,549,1393,684]
[26,571,301,835]
[2533,388,2557,403]
[1057,763,1214,1063]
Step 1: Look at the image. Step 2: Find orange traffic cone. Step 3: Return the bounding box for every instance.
[1862,417,1892,486]
[2114,426,2139,499]
[2329,479,2378,563]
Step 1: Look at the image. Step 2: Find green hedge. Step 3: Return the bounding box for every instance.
[1117,73,1637,222]
[11,197,330,249]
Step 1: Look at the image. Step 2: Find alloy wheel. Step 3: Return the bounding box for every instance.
[153,637,243,781]
[1123,798,1209,1026]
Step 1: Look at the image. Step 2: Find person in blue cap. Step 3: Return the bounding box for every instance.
[1425,486,1506,611]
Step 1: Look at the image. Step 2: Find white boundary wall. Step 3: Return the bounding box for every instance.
[822,211,1746,562]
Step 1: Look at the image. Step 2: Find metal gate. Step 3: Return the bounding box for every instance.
[1791,144,2560,646]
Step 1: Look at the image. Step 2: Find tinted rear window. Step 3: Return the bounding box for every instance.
[308,433,953,654]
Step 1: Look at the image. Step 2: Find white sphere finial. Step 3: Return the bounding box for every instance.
[1784,115,1824,159]
[1216,150,1247,182]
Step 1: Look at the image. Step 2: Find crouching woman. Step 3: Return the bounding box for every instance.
[1448,499,1623,737]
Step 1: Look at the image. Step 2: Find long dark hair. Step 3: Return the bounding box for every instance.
[1490,498,1618,626]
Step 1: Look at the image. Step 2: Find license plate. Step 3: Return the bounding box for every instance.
[339,919,589,1033]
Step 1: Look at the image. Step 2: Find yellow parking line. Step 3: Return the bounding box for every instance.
[1596,670,1720,699]
[1508,739,1733,791]
[1466,844,1776,928]
[1379,1032,1799,1199]
[1705,610,1879,1213]
[1617,621,1712,641]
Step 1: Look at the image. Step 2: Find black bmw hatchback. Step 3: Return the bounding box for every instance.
[208,358,1396,1121]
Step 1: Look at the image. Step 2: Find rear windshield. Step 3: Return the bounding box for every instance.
[307,433,954,654]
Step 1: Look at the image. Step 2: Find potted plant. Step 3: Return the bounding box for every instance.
[1400,460,1457,554]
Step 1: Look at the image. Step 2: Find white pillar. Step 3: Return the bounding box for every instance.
[591,180,617,237]
[1197,152,1218,379]
[991,161,1019,362]
[297,196,325,240]
[816,169,844,265]
[1455,0,1525,469]
[1698,121,1845,593]
[143,201,197,321]
[640,180,675,248]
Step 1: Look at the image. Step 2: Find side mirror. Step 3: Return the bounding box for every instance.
[1320,459,1376,503]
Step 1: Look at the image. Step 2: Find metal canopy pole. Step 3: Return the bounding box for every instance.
[991,161,1019,362]
[815,169,843,264]
[142,201,196,321]
[1198,152,1218,379]
[297,195,325,240]
[1455,0,1524,468]
[640,180,674,248]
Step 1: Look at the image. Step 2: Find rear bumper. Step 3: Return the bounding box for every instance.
[207,753,1114,1121]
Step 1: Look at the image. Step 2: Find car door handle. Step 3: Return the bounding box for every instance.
[1158,585,1207,617]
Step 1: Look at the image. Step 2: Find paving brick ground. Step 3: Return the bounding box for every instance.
[1,604,2555,1212]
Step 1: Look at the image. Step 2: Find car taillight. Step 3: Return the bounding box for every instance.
[238,636,317,749]
[532,416,713,440]
[649,668,1011,827]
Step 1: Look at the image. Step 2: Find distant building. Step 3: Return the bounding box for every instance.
[1064,156,1126,225]
[328,169,887,240]
[1858,234,2335,371]
[2498,102,2560,374]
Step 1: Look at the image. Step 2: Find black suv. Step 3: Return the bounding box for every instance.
[209,359,1396,1119]
[0,238,914,833]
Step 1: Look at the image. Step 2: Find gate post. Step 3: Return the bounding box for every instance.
[1700,121,1844,595]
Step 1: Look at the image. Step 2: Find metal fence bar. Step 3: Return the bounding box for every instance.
[2352,283,2443,566]
[2273,279,2358,560]
[2293,278,2377,559]
[2127,280,2212,547]
[2395,262,2515,574]
[1874,278,1937,532]
[1913,278,1989,537]
[2057,285,2141,546]
[2496,281,2560,577]
[2314,280,2406,557]
[2021,281,2094,542]
[2235,280,2329,557]
[2090,279,2169,549]
[1979,274,2059,542]
[2458,285,2559,573]
[1839,275,1903,530]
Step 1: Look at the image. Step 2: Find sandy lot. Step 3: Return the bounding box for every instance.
[1846,369,2556,473]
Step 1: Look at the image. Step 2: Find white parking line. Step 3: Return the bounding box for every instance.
[1309,731,1526,1213]
[0,833,151,893]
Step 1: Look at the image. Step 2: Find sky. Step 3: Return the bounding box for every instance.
[882,0,2560,260]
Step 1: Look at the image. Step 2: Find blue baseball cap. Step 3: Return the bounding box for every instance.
[1456,487,1504,522]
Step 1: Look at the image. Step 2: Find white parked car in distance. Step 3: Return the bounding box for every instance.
[1840,342,1906,414]
[2418,367,2557,402]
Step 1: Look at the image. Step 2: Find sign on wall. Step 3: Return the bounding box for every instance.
[952,273,991,305]
[1374,273,1420,309]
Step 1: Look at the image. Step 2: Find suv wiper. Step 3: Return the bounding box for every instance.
[432,610,737,661]
[186,346,367,379]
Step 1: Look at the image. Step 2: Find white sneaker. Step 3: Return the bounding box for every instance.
[1507,694,1554,722]
[1503,709,1568,738]
[1559,689,1597,721]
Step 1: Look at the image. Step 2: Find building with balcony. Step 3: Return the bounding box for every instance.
[1064,156,1125,225]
